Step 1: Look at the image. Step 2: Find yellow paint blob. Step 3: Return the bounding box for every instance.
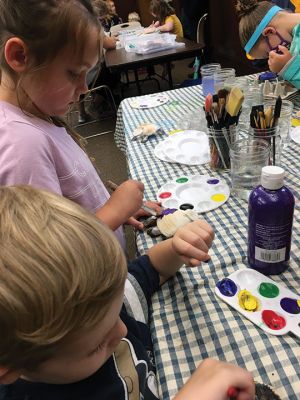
[291,118,300,127]
[238,290,259,312]
[211,193,226,202]
[168,129,184,135]
[297,300,300,307]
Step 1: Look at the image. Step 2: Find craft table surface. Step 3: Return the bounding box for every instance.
[114,83,300,400]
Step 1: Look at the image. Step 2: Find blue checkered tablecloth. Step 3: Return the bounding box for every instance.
[115,83,300,400]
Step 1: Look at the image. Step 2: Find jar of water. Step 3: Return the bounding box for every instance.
[200,63,221,96]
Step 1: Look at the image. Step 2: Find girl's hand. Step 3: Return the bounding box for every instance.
[144,26,156,34]
[133,200,162,219]
[127,201,162,230]
[99,180,144,230]
[173,358,255,400]
[171,220,214,266]
[268,46,292,73]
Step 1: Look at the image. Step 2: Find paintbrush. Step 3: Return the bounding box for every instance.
[106,180,158,217]
[271,96,282,165]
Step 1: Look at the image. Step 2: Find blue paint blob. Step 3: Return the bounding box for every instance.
[161,208,177,216]
[217,278,237,297]
[280,297,300,314]
[207,178,219,185]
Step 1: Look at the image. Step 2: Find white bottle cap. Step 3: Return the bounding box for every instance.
[261,166,285,190]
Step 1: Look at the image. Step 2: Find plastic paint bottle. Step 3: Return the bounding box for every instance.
[248,166,295,275]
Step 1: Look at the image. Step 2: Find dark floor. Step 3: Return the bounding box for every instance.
[76,58,195,259]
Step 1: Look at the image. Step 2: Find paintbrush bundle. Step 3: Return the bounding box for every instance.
[249,96,282,165]
[203,87,244,169]
[249,96,282,130]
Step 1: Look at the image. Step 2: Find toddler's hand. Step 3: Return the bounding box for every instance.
[171,220,214,266]
[173,358,255,400]
[268,46,292,73]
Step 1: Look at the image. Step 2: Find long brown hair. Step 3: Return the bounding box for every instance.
[0,0,102,148]
[150,0,175,25]
[235,0,274,47]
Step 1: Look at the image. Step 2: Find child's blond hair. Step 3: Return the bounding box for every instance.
[128,11,141,22]
[0,185,127,370]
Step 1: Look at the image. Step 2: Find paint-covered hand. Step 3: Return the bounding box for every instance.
[171,220,214,266]
[268,46,292,73]
[173,358,255,400]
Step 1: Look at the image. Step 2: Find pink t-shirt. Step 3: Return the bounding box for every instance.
[0,101,125,248]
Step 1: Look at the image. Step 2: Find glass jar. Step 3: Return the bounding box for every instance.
[200,63,221,96]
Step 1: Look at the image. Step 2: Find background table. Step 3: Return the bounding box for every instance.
[115,84,300,400]
[105,37,203,93]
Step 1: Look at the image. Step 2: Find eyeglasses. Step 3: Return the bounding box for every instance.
[264,30,290,54]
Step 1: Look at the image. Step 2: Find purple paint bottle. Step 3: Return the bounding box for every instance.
[248,166,294,275]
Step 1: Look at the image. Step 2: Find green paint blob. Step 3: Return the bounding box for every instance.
[259,282,279,298]
[176,177,188,183]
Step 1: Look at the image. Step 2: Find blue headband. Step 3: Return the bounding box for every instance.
[244,6,282,53]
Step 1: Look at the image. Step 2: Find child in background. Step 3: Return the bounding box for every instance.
[146,0,183,37]
[236,0,300,88]
[102,0,122,32]
[0,0,161,250]
[78,0,120,123]
[0,185,255,400]
[128,11,141,23]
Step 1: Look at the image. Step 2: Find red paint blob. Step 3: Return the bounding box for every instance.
[159,192,172,199]
[262,310,286,330]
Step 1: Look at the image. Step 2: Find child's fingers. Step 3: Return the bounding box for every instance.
[126,216,144,230]
[173,235,211,262]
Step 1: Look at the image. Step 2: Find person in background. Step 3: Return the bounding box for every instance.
[0,185,255,400]
[272,0,300,12]
[236,0,300,89]
[79,0,120,123]
[0,0,161,252]
[101,0,122,33]
[180,0,209,42]
[146,0,183,37]
[128,11,141,23]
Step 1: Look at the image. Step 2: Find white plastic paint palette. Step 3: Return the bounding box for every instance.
[215,269,300,337]
[157,175,230,213]
[290,126,300,144]
[155,130,210,166]
[129,93,169,109]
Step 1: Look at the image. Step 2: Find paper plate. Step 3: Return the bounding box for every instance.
[215,269,300,337]
[158,130,210,165]
[157,175,230,213]
[290,126,300,144]
[129,93,169,109]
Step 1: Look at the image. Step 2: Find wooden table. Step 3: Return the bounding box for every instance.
[104,37,203,94]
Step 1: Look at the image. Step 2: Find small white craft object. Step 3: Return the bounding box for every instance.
[156,209,199,238]
[132,123,165,142]
[263,80,297,99]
